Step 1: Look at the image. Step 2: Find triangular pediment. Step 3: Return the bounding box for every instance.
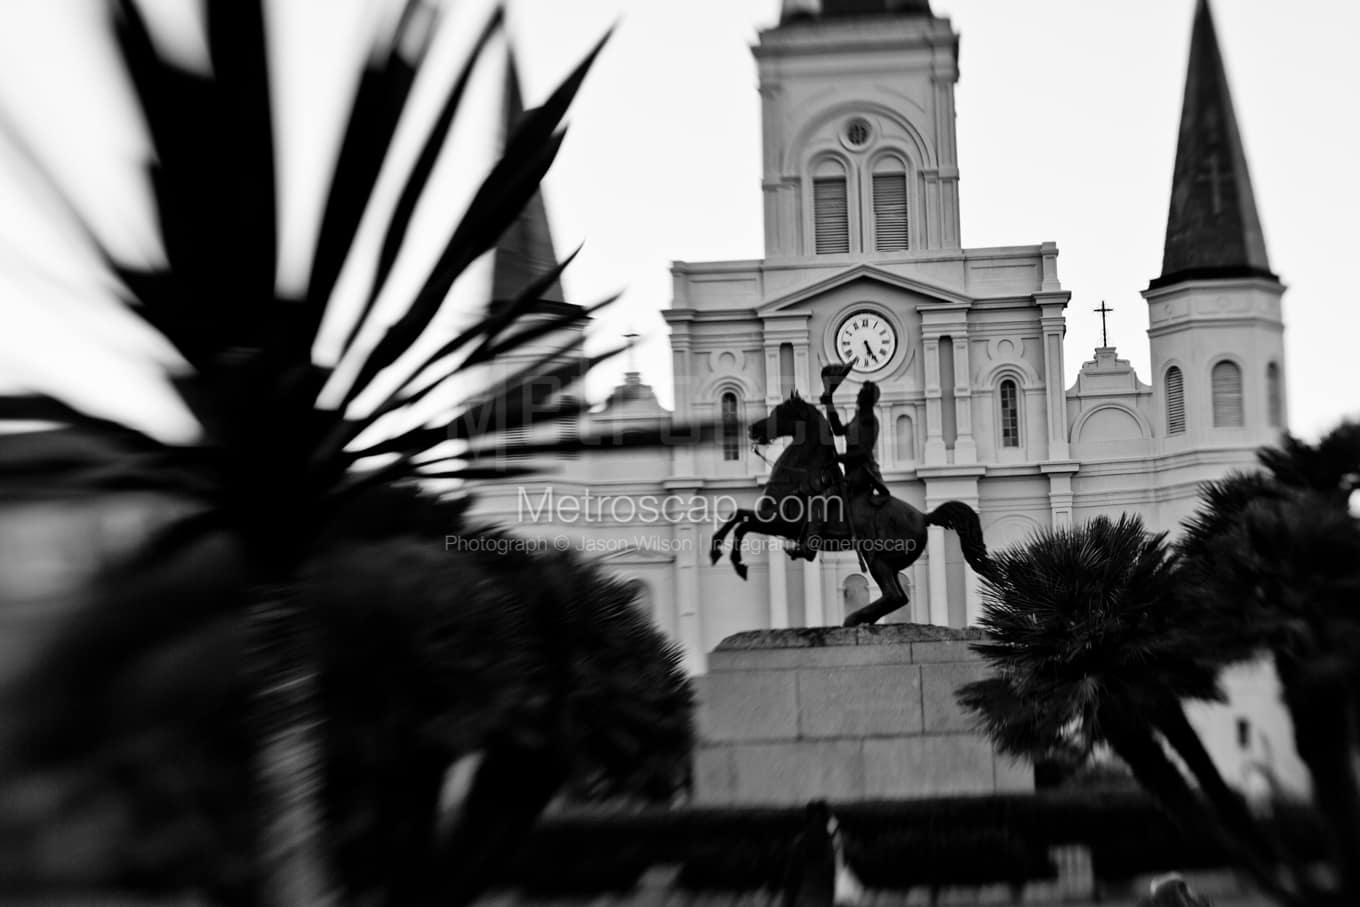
[757,264,970,316]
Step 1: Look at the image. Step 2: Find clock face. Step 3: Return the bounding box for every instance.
[835,311,897,373]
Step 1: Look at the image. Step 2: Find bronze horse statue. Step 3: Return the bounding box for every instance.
[708,392,994,626]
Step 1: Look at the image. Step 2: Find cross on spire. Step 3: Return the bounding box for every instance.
[1094,300,1114,348]
[1150,0,1274,289]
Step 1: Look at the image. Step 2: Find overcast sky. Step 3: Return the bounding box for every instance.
[512,0,1360,441]
[0,0,1355,442]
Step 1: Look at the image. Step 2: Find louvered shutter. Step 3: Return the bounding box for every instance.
[504,425,528,462]
[1166,367,1185,434]
[1212,361,1243,427]
[873,172,908,251]
[813,178,849,254]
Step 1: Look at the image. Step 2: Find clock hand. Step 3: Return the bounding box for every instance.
[863,340,878,363]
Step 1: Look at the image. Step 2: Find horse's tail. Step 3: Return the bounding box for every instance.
[926,501,995,582]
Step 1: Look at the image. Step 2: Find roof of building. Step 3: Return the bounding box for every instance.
[780,0,932,26]
[596,372,669,420]
[1151,0,1275,289]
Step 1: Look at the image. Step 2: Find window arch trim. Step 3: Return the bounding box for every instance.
[784,102,936,175]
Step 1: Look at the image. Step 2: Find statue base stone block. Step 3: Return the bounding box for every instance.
[692,624,1033,804]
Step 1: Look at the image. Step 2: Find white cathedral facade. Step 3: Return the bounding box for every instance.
[471,0,1300,788]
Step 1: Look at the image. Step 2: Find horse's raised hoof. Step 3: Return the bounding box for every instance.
[735,563,748,581]
[708,547,721,565]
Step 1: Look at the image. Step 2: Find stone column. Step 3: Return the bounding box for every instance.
[768,543,789,629]
[922,338,945,464]
[673,517,705,674]
[803,559,825,628]
[952,332,977,464]
[927,524,949,627]
[964,569,983,627]
[794,344,812,398]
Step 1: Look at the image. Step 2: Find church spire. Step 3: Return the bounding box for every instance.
[780,0,932,25]
[1151,0,1274,290]
[491,49,565,303]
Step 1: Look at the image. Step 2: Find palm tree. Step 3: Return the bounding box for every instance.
[1177,422,1360,903]
[0,1,705,902]
[307,497,693,904]
[957,515,1296,903]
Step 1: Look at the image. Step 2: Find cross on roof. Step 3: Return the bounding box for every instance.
[1094,300,1114,348]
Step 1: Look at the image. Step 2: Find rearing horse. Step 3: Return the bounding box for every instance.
[708,392,994,626]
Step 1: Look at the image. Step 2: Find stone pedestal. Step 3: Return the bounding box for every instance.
[692,624,1032,804]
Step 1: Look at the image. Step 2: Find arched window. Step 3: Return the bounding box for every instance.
[1212,360,1244,428]
[872,158,909,251]
[999,379,1020,448]
[1165,366,1186,435]
[721,391,742,461]
[1266,362,1283,428]
[812,159,849,254]
[895,414,915,463]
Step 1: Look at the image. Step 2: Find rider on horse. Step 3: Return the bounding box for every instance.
[800,380,890,557]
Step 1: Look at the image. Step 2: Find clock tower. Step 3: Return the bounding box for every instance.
[757,0,960,259]
[667,0,1074,637]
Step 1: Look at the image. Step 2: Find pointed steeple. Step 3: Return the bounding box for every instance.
[1150,0,1275,290]
[491,50,565,303]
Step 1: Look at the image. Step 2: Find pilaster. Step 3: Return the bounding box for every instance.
[921,468,984,628]
[1041,462,1079,529]
[951,330,977,464]
[768,544,789,629]
[672,512,705,674]
[669,317,697,476]
[926,524,948,627]
[922,337,945,464]
[1036,292,1072,461]
[804,559,825,628]
[763,344,783,408]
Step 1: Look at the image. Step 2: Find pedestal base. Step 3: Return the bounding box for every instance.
[692,624,1032,803]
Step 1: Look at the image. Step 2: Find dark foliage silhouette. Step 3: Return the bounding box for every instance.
[958,515,1294,902]
[964,423,1360,905]
[0,1,705,902]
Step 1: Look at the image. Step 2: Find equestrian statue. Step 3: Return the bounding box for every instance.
[708,364,994,626]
